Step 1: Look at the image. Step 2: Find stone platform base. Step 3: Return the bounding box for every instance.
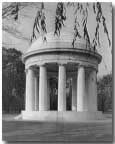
[19,111,103,122]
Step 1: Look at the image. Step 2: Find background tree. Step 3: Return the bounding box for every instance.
[97,73,112,112]
[2,47,25,113]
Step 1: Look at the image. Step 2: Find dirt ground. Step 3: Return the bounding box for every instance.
[2,113,112,143]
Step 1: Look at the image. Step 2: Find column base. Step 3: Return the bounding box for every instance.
[15,111,104,122]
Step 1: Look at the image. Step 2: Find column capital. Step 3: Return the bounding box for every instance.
[25,69,28,74]
[78,64,85,68]
[27,65,39,77]
[78,63,98,72]
[39,63,47,67]
[86,66,98,73]
[58,62,67,66]
[29,65,39,70]
[25,67,34,74]
[26,66,35,71]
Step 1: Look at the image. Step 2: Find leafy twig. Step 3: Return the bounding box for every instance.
[54,2,66,36]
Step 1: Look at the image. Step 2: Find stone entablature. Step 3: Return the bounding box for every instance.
[23,48,101,72]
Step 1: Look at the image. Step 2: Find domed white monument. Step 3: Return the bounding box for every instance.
[21,32,103,122]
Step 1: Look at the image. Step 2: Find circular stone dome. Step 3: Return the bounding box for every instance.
[23,31,102,68]
[26,32,91,53]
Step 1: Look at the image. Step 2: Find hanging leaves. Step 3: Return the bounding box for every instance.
[93,22,100,49]
[72,17,81,48]
[83,23,90,44]
[93,3,96,14]
[93,2,111,48]
[72,3,91,47]
[67,2,74,7]
[92,38,97,51]
[96,2,102,22]
[102,16,111,46]
[54,2,66,36]
[3,2,111,50]
[82,7,90,45]
[31,2,47,42]
[11,3,19,21]
[72,3,83,47]
[69,2,111,50]
[92,2,102,48]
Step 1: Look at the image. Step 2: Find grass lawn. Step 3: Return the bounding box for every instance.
[2,113,112,143]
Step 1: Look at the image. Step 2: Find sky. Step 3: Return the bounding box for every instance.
[2,2,112,77]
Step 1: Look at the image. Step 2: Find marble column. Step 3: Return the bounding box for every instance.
[35,75,39,111]
[72,76,77,111]
[39,65,49,111]
[25,67,35,111]
[88,69,97,111]
[58,64,66,111]
[77,65,86,111]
